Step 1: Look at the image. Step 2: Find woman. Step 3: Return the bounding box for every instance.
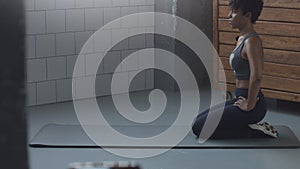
[192,0,278,139]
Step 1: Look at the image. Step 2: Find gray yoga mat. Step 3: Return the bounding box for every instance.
[29,124,300,148]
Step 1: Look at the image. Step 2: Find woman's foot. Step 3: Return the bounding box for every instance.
[248,121,279,138]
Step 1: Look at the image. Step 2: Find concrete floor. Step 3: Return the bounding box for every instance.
[27,88,300,169]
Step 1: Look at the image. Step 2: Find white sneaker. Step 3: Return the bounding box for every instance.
[248,121,279,138]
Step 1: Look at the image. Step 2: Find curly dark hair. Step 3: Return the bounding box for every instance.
[228,0,264,24]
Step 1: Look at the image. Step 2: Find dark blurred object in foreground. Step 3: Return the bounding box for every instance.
[0,0,28,169]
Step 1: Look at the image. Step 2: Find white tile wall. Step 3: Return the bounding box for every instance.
[27,59,47,82]
[104,7,121,25]
[95,73,112,96]
[47,56,67,80]
[37,80,56,105]
[103,51,121,74]
[111,28,129,48]
[129,70,145,92]
[25,0,155,106]
[111,72,129,94]
[130,0,147,6]
[75,0,94,8]
[67,55,85,78]
[36,0,55,10]
[94,29,111,52]
[129,34,145,49]
[138,5,154,12]
[146,69,154,89]
[56,32,75,55]
[55,0,75,9]
[66,9,85,32]
[95,0,112,7]
[112,0,130,7]
[75,31,94,54]
[27,83,37,106]
[26,11,46,34]
[74,76,94,99]
[46,10,66,33]
[26,36,35,59]
[56,78,73,102]
[36,34,55,57]
[84,8,104,31]
[85,53,104,75]
[121,50,139,72]
[121,6,138,16]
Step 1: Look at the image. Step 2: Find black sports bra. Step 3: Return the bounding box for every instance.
[229,32,262,80]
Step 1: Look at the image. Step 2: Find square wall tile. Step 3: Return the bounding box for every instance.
[67,55,85,78]
[104,7,121,25]
[75,31,94,54]
[66,9,85,32]
[47,56,67,80]
[138,5,155,12]
[121,6,138,17]
[146,69,154,89]
[56,78,73,102]
[26,36,35,59]
[36,34,55,57]
[138,48,154,69]
[74,76,94,99]
[37,80,56,105]
[26,83,37,106]
[85,53,104,75]
[130,0,147,6]
[56,0,75,9]
[56,32,75,56]
[75,0,94,8]
[121,50,139,71]
[129,34,145,49]
[103,51,121,74]
[26,11,46,34]
[36,0,55,10]
[95,0,112,7]
[85,8,104,31]
[129,70,145,92]
[46,10,66,33]
[27,59,47,82]
[112,0,129,7]
[111,72,129,95]
[95,73,112,96]
[111,28,129,50]
[94,29,111,52]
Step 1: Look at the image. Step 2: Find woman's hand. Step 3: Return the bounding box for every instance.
[234,96,259,111]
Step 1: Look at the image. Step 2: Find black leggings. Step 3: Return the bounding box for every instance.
[192,88,267,139]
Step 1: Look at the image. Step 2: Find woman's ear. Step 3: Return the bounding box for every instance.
[244,12,252,20]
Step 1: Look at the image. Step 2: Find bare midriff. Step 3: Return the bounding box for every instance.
[236,79,249,89]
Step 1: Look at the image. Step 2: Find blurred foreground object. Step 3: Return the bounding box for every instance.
[0,0,28,169]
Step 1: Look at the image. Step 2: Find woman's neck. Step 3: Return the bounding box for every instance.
[239,23,255,36]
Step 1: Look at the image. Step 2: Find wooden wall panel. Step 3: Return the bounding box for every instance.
[218,0,300,9]
[218,19,300,37]
[219,6,300,23]
[219,32,300,52]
